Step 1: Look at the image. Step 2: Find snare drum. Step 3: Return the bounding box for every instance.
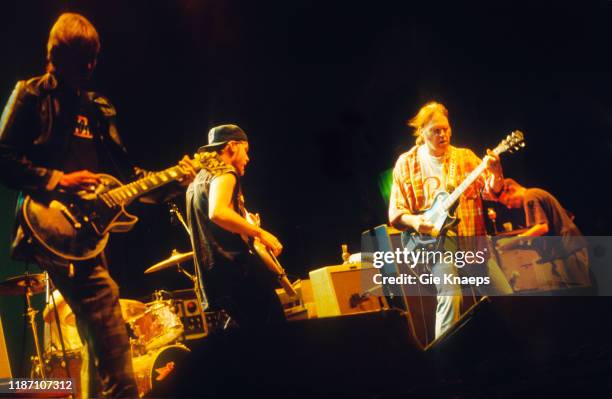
[129,299,184,352]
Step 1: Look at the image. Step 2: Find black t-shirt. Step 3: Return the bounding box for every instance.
[62,98,100,173]
[523,188,586,260]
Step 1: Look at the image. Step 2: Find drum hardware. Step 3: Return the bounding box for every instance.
[168,201,191,238]
[206,309,234,332]
[42,340,188,399]
[169,289,208,340]
[145,252,203,317]
[120,298,147,321]
[0,273,47,378]
[167,202,209,312]
[142,204,211,341]
[0,272,46,296]
[47,284,74,385]
[127,291,184,355]
[41,290,178,398]
[143,249,194,275]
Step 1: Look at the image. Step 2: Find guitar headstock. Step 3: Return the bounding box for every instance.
[191,151,227,172]
[493,130,526,156]
[245,211,261,227]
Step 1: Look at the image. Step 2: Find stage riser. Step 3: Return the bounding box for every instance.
[147,298,612,398]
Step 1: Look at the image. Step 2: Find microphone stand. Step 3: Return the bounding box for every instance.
[168,202,208,313]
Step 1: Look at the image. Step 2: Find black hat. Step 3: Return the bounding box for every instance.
[198,124,248,152]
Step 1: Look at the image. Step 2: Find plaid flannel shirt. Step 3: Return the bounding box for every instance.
[389,145,501,236]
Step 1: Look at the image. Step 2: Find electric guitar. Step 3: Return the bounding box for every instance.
[20,152,227,261]
[244,211,297,297]
[400,131,526,253]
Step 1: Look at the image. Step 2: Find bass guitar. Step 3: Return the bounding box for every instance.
[20,152,226,261]
[244,211,296,297]
[400,131,526,253]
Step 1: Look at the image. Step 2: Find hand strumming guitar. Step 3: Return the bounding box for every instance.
[58,170,101,193]
[257,229,283,257]
[399,214,437,236]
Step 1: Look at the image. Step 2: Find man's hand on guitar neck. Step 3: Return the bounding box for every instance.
[484,148,504,193]
[58,170,101,193]
[177,155,197,187]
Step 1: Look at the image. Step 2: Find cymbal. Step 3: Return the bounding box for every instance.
[144,250,194,274]
[0,273,46,296]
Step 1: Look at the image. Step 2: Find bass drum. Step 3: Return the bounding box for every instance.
[132,344,190,397]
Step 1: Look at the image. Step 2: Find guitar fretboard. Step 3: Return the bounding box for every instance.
[101,165,187,206]
[441,160,489,211]
[441,143,506,211]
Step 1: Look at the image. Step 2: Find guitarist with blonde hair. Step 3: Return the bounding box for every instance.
[389,101,512,338]
[186,124,286,329]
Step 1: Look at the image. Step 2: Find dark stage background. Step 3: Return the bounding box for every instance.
[1,0,611,376]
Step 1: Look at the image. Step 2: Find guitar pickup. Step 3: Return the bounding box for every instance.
[50,200,82,229]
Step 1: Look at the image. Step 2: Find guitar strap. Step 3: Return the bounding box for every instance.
[447,147,458,192]
[237,193,247,218]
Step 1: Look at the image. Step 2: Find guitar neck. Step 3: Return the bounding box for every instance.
[441,155,491,211]
[106,164,189,206]
[439,130,524,212]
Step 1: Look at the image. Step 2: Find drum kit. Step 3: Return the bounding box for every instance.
[0,247,202,398]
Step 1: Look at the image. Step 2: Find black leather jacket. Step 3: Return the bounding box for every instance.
[0,73,187,260]
[0,73,132,193]
[0,73,184,261]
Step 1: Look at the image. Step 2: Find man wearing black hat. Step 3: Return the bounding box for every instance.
[186,124,286,327]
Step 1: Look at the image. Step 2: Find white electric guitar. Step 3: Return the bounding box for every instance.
[401,130,526,251]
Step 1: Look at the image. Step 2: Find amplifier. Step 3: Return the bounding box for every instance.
[171,289,207,340]
[309,263,385,318]
[276,279,317,320]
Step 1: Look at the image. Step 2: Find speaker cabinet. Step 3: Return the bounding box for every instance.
[361,224,479,348]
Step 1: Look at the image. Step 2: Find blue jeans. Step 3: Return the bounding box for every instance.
[431,236,513,338]
[431,260,462,338]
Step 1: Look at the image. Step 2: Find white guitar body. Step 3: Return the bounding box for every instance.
[422,191,457,235]
[400,131,526,253]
